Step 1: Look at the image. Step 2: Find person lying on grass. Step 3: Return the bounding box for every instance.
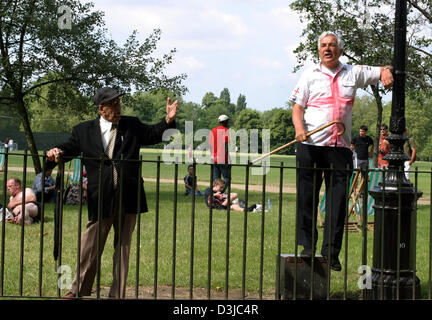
[204,179,262,213]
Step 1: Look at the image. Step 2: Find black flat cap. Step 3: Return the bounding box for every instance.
[93,87,125,106]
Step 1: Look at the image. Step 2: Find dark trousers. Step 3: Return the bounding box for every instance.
[213,163,231,192]
[36,190,56,203]
[296,143,353,258]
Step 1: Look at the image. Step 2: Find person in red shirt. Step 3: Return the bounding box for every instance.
[378,124,390,169]
[209,115,231,192]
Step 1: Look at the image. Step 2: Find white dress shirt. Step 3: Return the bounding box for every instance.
[99,116,115,151]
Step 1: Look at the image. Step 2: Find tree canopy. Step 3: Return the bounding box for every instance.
[0,0,186,172]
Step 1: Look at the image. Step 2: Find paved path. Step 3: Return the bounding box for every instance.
[4,166,430,204]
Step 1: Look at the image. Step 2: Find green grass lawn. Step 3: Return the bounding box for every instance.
[0,179,431,299]
[4,148,430,199]
[1,149,432,299]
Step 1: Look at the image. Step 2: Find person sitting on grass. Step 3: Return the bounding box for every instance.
[204,179,262,212]
[184,165,203,196]
[6,177,40,225]
[32,168,56,203]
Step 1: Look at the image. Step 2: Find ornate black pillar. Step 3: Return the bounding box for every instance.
[367,0,422,299]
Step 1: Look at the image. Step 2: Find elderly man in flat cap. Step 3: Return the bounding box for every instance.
[47,87,178,299]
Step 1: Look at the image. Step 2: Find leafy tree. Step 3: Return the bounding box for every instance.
[26,73,96,132]
[0,90,20,132]
[405,0,432,98]
[268,109,295,155]
[220,88,231,105]
[120,89,183,125]
[201,92,217,109]
[351,95,383,138]
[122,89,202,148]
[175,101,201,133]
[261,107,284,128]
[420,136,432,161]
[233,109,263,132]
[233,109,264,153]
[0,0,186,172]
[236,94,247,113]
[121,91,156,123]
[198,103,230,130]
[395,97,432,157]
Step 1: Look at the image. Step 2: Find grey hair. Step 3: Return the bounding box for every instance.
[318,31,344,49]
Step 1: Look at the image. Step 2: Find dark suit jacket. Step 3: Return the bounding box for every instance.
[51,115,175,221]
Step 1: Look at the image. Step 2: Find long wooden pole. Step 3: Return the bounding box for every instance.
[251,120,346,165]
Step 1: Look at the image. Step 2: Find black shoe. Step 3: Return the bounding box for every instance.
[300,247,315,257]
[246,204,257,212]
[323,255,342,271]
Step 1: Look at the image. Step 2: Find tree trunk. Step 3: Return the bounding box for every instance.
[371,84,383,168]
[15,97,42,174]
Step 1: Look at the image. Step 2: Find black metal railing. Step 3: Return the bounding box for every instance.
[0,148,431,300]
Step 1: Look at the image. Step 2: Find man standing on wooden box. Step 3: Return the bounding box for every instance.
[289,31,394,271]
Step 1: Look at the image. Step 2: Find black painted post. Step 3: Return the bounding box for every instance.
[368,0,422,299]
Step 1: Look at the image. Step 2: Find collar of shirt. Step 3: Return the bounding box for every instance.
[99,116,115,150]
[314,62,345,76]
